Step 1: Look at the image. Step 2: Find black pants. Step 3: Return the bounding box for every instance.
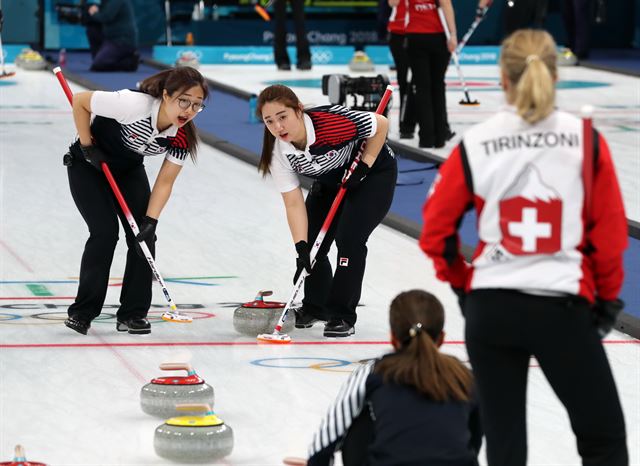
[406,33,450,148]
[562,0,592,58]
[303,153,397,326]
[388,33,416,135]
[465,290,627,466]
[273,0,311,66]
[67,149,155,324]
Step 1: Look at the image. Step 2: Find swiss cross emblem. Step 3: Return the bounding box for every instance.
[499,164,562,255]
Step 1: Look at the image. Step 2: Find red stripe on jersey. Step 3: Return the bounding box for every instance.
[309,111,357,147]
[170,127,189,149]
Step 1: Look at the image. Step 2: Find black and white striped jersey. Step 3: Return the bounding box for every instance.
[270,105,379,192]
[307,356,483,466]
[89,89,190,166]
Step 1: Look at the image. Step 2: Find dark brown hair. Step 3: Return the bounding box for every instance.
[256,84,303,176]
[375,290,473,402]
[139,67,209,161]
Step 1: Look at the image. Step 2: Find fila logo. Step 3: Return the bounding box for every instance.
[339,257,349,267]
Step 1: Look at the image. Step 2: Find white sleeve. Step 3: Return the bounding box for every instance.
[270,146,300,193]
[90,90,154,124]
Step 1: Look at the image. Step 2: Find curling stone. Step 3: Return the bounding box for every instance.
[233,290,296,336]
[175,51,200,69]
[348,51,375,72]
[15,49,47,71]
[141,363,214,418]
[0,445,47,466]
[557,47,578,66]
[154,404,233,462]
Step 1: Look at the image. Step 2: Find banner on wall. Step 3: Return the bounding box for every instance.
[153,45,358,65]
[153,45,501,66]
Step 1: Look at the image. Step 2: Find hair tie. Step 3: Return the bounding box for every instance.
[525,54,540,65]
[408,323,423,338]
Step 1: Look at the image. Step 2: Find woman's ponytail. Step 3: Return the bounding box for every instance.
[375,290,473,402]
[500,29,558,125]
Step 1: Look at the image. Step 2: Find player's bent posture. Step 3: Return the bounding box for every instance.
[256,84,397,338]
[64,67,208,336]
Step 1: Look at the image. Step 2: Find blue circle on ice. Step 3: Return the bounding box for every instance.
[250,357,351,369]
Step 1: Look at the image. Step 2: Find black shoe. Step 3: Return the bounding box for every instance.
[399,132,414,139]
[297,60,312,70]
[323,320,355,338]
[295,310,322,329]
[277,63,291,71]
[65,317,90,335]
[116,318,151,335]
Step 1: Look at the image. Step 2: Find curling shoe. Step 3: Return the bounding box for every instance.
[64,317,90,335]
[323,320,355,338]
[294,309,323,329]
[116,318,151,335]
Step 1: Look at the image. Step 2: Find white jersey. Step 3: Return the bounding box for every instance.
[269,105,377,193]
[91,89,189,166]
[465,107,585,294]
[421,106,627,301]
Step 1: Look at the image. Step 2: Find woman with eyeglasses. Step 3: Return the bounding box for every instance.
[63,67,208,336]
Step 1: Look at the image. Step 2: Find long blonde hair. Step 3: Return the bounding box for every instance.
[374,290,473,402]
[500,29,558,124]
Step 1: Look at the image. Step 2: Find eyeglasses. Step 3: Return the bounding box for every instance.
[176,97,206,113]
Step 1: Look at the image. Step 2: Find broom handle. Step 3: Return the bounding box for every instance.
[53,67,181,315]
[456,2,491,54]
[271,85,394,334]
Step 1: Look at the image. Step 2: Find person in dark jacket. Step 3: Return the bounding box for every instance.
[305,289,482,465]
[85,0,139,71]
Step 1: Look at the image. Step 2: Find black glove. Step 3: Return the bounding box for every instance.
[135,216,158,257]
[79,144,108,171]
[342,161,371,190]
[593,298,624,338]
[293,240,312,284]
[452,287,467,316]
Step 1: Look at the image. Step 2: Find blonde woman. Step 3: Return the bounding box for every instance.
[420,29,628,465]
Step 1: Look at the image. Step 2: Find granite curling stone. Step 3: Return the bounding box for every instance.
[154,403,233,463]
[233,290,297,336]
[0,445,47,466]
[141,362,214,418]
[15,49,47,71]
